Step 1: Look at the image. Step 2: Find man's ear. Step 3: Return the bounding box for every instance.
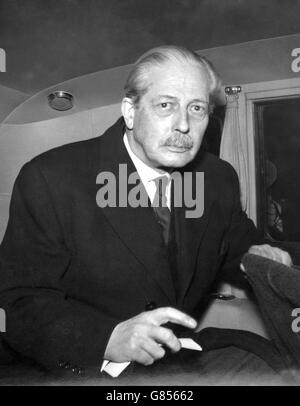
[121,97,135,130]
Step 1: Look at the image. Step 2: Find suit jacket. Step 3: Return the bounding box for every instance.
[0,117,259,372]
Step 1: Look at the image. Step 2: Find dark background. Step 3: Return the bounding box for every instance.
[255,97,300,242]
[1,0,300,95]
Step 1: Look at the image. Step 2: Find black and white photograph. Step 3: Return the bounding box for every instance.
[0,0,300,389]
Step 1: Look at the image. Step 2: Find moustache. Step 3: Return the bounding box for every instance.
[163,133,194,149]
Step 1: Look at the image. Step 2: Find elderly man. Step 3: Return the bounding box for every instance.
[0,45,291,381]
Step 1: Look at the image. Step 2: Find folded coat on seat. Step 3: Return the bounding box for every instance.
[241,253,300,369]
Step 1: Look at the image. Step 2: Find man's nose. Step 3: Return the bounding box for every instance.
[175,109,189,133]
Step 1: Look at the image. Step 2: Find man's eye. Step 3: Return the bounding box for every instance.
[189,104,208,118]
[154,101,176,116]
[160,102,171,109]
[191,105,204,112]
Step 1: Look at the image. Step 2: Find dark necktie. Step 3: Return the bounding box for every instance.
[152,176,179,299]
[152,176,171,245]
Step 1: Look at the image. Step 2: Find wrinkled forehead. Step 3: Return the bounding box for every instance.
[142,60,210,101]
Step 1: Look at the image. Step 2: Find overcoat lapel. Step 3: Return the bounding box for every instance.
[93,118,176,303]
[174,154,216,306]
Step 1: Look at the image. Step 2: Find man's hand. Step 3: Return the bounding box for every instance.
[104,307,197,365]
[247,244,292,267]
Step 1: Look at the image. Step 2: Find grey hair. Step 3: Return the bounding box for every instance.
[124,45,222,108]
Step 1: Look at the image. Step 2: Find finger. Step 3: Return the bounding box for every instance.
[248,244,269,256]
[249,245,292,266]
[133,347,155,366]
[271,247,293,266]
[281,251,293,267]
[139,337,166,361]
[147,307,197,329]
[249,244,277,261]
[150,326,181,353]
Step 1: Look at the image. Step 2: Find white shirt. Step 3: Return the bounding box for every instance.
[123,133,172,210]
[101,134,172,377]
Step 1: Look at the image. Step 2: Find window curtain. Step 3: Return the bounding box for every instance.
[219,91,249,298]
[220,92,249,213]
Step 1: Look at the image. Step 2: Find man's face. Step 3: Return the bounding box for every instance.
[123,60,210,169]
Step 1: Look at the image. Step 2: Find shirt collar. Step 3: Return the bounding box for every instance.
[123,133,170,184]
